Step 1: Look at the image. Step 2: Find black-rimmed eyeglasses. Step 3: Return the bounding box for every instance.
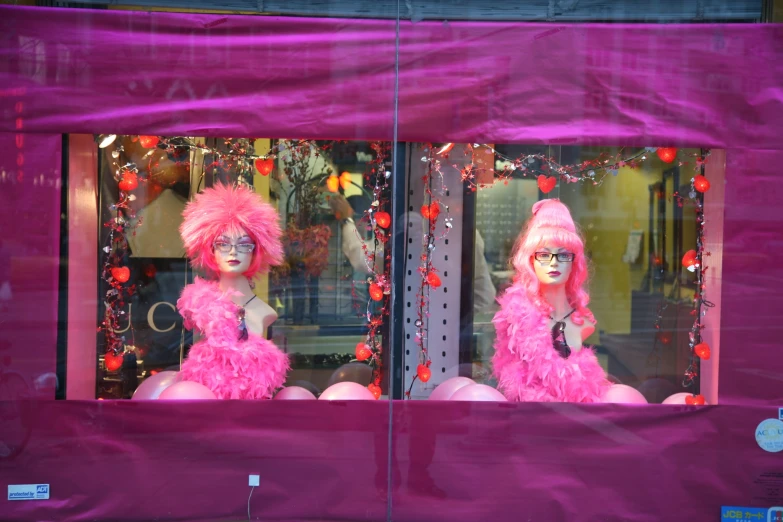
[534,252,575,263]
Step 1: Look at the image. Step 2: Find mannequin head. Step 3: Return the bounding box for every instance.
[510,199,591,318]
[180,183,283,278]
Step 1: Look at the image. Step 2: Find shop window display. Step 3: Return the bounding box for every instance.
[93,136,393,400]
[399,144,714,405]
[91,134,715,405]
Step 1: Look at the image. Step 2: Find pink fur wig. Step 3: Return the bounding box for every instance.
[509,199,593,324]
[180,183,283,278]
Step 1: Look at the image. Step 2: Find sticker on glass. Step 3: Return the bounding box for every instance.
[756,419,783,453]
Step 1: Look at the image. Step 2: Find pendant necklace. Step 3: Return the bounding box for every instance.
[237,295,257,341]
[550,307,576,359]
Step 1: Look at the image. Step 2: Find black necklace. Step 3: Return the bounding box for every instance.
[550,308,576,359]
[237,295,257,341]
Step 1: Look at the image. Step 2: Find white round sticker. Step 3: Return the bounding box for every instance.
[755,418,783,453]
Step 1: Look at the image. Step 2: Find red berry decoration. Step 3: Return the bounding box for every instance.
[369,283,384,301]
[656,147,677,163]
[367,383,382,400]
[254,158,274,176]
[355,342,372,362]
[426,272,441,288]
[111,266,131,283]
[104,351,123,371]
[693,174,711,193]
[694,342,711,360]
[118,172,138,191]
[417,364,432,383]
[138,135,159,149]
[685,394,706,406]
[537,175,557,194]
[374,211,391,229]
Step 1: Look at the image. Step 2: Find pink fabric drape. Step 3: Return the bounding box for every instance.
[1,5,782,521]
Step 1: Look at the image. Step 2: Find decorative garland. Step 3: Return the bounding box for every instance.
[350,142,393,399]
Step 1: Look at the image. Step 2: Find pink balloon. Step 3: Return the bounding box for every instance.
[449,384,507,402]
[132,371,179,400]
[428,376,476,401]
[662,392,709,405]
[600,384,648,404]
[158,380,216,400]
[274,386,317,400]
[318,381,375,401]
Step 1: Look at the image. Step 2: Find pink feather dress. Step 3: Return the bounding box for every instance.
[491,282,610,403]
[177,277,290,399]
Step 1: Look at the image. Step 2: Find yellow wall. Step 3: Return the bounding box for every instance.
[560,149,698,338]
[252,138,272,302]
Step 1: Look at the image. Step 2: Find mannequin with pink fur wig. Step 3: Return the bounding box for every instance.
[492,199,610,402]
[176,183,289,399]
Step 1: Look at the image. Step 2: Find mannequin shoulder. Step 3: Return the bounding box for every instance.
[246,298,278,330]
[580,316,597,341]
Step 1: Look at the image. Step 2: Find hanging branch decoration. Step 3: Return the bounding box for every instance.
[406,143,453,398]
[679,150,714,405]
[98,139,157,371]
[350,141,393,399]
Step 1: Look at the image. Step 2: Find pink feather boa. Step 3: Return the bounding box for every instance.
[177,277,289,399]
[491,282,610,403]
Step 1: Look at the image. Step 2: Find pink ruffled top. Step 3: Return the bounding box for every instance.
[177,277,289,399]
[491,283,610,403]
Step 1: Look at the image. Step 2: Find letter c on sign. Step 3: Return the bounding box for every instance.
[148,302,177,333]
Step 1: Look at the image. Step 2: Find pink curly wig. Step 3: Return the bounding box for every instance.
[180,183,283,278]
[509,199,593,324]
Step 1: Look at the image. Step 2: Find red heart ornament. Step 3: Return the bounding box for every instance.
[138,135,160,149]
[111,266,130,283]
[374,211,391,229]
[355,342,372,361]
[693,174,711,193]
[537,175,557,194]
[254,158,274,176]
[104,351,123,371]
[682,249,698,269]
[656,147,678,163]
[369,283,384,301]
[426,272,441,288]
[685,394,706,405]
[694,342,711,360]
[118,172,138,192]
[367,383,382,400]
[417,364,432,383]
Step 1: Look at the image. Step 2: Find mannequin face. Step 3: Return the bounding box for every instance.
[532,246,573,286]
[213,230,255,275]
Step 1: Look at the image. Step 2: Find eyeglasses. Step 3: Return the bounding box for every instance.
[534,252,575,263]
[214,241,255,254]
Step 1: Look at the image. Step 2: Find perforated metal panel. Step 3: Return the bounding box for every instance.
[402,144,469,399]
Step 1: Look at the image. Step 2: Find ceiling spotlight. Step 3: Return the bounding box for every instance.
[98,134,117,148]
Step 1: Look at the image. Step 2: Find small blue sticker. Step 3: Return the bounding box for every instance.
[721,506,766,522]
